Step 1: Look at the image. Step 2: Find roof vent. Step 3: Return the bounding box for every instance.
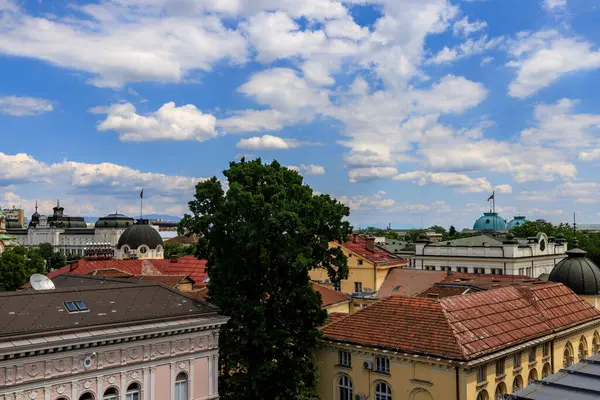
[427,293,439,298]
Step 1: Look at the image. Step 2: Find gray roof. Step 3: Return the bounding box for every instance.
[0,282,218,341]
[118,219,164,249]
[548,247,600,295]
[508,353,600,399]
[436,234,504,247]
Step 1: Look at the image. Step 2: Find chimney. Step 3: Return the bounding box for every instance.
[365,236,375,252]
[171,256,179,263]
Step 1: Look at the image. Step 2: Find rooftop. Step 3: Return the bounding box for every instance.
[339,235,406,267]
[311,283,350,306]
[323,283,600,361]
[509,353,600,399]
[0,282,219,341]
[377,268,448,298]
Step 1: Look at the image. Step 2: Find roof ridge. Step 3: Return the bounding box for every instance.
[438,303,470,360]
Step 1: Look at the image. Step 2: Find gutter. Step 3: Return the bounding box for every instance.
[456,366,460,400]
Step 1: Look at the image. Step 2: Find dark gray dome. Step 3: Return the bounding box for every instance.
[548,246,600,295]
[96,213,134,228]
[117,219,164,249]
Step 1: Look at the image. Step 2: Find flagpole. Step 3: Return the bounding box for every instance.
[140,189,143,220]
[493,191,495,214]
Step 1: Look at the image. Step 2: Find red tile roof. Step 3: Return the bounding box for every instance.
[417,285,478,298]
[340,236,407,267]
[323,283,600,361]
[325,312,349,326]
[47,256,208,287]
[442,273,538,290]
[377,268,448,298]
[311,283,350,307]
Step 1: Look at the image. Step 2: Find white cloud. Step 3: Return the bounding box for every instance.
[428,35,503,65]
[91,102,217,142]
[453,16,487,37]
[414,75,488,113]
[287,164,326,175]
[544,0,567,11]
[529,208,564,216]
[338,191,450,215]
[348,167,399,183]
[495,184,513,194]
[236,135,302,150]
[394,171,498,193]
[580,149,600,161]
[0,96,53,116]
[507,30,600,98]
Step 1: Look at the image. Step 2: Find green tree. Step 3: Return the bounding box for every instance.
[34,242,67,271]
[37,242,54,260]
[179,158,352,400]
[164,241,196,258]
[0,246,45,291]
[448,225,457,238]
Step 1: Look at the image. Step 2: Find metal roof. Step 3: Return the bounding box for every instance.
[507,353,600,400]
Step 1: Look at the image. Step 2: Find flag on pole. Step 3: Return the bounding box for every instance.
[487,192,494,201]
[140,189,144,199]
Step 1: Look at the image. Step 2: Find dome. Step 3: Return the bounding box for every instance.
[507,216,528,230]
[473,212,507,231]
[548,245,600,295]
[95,213,134,228]
[117,219,163,250]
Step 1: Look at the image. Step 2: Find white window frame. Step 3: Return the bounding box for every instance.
[375,381,392,400]
[338,350,351,367]
[338,375,353,400]
[375,356,390,374]
[175,372,188,400]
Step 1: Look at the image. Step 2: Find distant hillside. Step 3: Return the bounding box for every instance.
[84,214,182,223]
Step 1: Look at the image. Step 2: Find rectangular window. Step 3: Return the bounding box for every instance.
[513,352,521,368]
[529,347,536,362]
[543,342,550,357]
[496,358,505,376]
[375,356,390,374]
[74,300,88,311]
[474,268,485,274]
[338,351,351,367]
[354,282,363,293]
[477,365,487,383]
[358,259,363,265]
[333,282,341,292]
[64,302,78,312]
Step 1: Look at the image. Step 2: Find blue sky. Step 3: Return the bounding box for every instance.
[1,0,600,229]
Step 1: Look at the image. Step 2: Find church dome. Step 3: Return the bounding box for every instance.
[473,212,507,230]
[507,216,528,230]
[96,213,134,228]
[117,219,163,250]
[548,245,600,295]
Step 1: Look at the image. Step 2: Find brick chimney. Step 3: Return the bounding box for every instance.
[365,236,375,252]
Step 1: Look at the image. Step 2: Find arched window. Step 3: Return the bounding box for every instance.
[594,331,600,354]
[126,383,140,400]
[476,390,489,400]
[579,336,588,361]
[494,382,507,400]
[512,375,523,393]
[103,387,118,400]
[563,342,574,368]
[175,372,188,400]
[375,381,392,400]
[79,393,94,400]
[528,369,538,385]
[542,363,551,378]
[338,375,353,400]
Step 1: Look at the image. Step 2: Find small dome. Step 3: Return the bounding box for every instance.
[473,212,507,230]
[507,216,528,230]
[548,246,600,295]
[95,213,134,228]
[117,219,163,250]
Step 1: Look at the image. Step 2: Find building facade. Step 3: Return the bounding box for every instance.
[317,283,600,400]
[0,281,227,400]
[309,235,407,295]
[411,233,567,278]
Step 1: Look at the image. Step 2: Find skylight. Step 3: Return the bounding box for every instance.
[64,301,89,313]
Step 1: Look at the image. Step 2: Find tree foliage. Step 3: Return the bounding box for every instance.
[164,241,196,258]
[0,246,46,291]
[179,159,352,400]
[36,242,67,270]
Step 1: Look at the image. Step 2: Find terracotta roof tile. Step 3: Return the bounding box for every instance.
[311,283,350,306]
[323,283,600,361]
[340,237,407,267]
[377,268,448,298]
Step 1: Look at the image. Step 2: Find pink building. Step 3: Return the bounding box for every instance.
[0,278,228,400]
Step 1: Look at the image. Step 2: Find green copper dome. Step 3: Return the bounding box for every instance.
[473,212,507,230]
[507,216,528,230]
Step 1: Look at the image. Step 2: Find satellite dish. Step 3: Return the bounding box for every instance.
[30,274,55,290]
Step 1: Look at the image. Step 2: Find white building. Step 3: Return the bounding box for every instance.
[411,232,567,278]
[7,203,134,257]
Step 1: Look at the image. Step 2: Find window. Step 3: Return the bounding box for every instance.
[441,266,451,272]
[528,369,538,385]
[375,356,390,374]
[103,388,118,400]
[495,358,505,376]
[579,337,588,361]
[563,342,574,368]
[494,383,507,400]
[477,365,487,383]
[338,351,351,367]
[375,382,392,400]
[358,259,363,265]
[594,331,600,353]
[512,376,523,392]
[542,342,550,358]
[529,347,536,363]
[333,282,341,292]
[457,267,468,273]
[64,301,89,313]
[354,282,363,293]
[542,363,551,378]
[513,352,521,369]
[393,285,401,291]
[126,383,140,400]
[79,394,94,400]
[491,268,503,275]
[337,375,352,400]
[139,246,148,254]
[175,372,188,400]
[474,268,485,274]
[476,390,489,400]
[424,266,436,271]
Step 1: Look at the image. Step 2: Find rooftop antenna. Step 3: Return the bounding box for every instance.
[35,201,38,213]
[573,212,578,248]
[30,274,55,290]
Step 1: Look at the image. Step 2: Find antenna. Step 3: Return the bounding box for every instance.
[30,274,56,290]
[573,212,578,248]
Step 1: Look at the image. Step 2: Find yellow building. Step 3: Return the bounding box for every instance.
[317,282,600,400]
[310,234,407,295]
[312,282,353,314]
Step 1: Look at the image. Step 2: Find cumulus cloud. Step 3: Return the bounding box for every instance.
[287,164,326,175]
[236,135,302,150]
[338,191,451,215]
[0,96,53,116]
[580,149,600,161]
[394,171,499,193]
[544,0,567,11]
[91,102,217,142]
[348,167,399,183]
[495,184,513,194]
[507,30,600,98]
[453,16,487,37]
[428,35,503,65]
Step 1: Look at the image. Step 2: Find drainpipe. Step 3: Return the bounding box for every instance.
[551,339,555,374]
[455,366,460,400]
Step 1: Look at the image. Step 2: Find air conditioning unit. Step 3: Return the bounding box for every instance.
[355,395,367,400]
[363,360,373,370]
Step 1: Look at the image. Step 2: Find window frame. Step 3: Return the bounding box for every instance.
[495,358,505,376]
[375,356,390,374]
[338,350,351,367]
[354,282,363,293]
[375,381,392,400]
[477,365,487,383]
[337,375,353,400]
[175,372,188,400]
[513,352,521,369]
